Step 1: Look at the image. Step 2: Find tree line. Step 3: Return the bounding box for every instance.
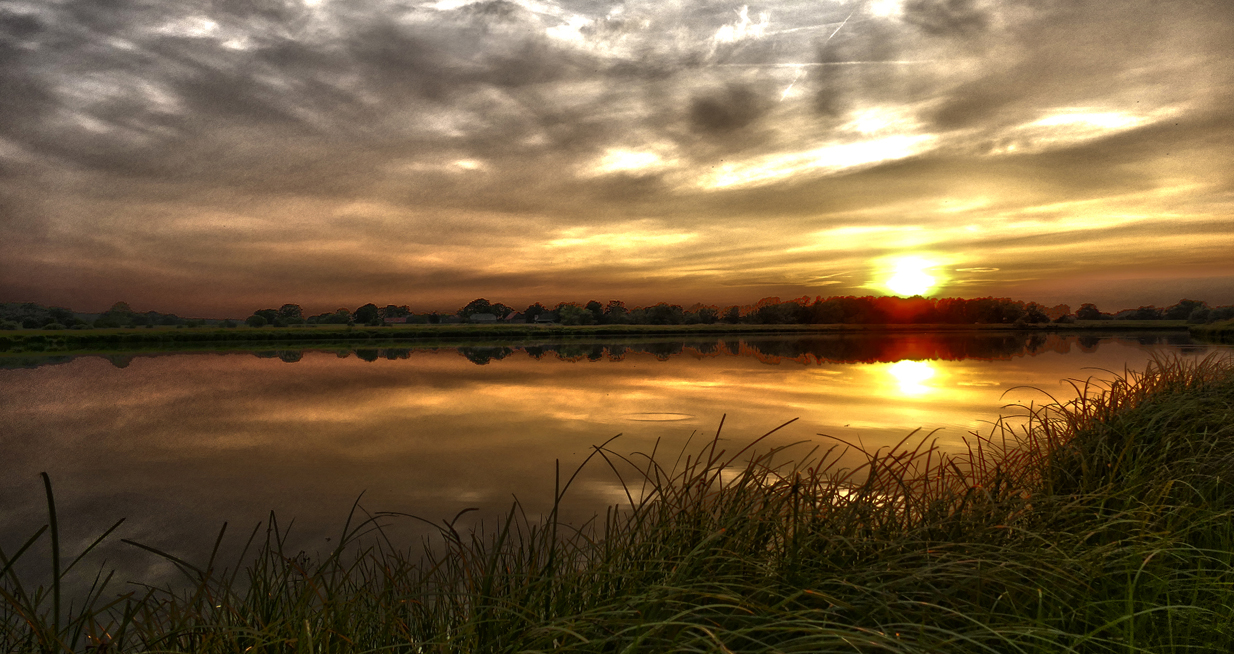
[3,296,1232,331]
[241,296,1234,328]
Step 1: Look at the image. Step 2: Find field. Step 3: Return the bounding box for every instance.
[3,354,1234,652]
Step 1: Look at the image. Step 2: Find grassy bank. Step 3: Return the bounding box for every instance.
[4,355,1234,652]
[1191,319,1234,343]
[0,320,1191,356]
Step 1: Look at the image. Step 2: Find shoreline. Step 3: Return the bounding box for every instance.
[4,355,1233,651]
[0,321,1203,358]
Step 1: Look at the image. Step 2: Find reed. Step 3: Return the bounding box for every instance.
[3,354,1233,652]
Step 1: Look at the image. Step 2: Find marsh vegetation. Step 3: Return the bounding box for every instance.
[4,355,1234,652]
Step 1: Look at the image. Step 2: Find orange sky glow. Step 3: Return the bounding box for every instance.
[1,0,1231,316]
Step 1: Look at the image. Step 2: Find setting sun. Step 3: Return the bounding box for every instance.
[885,257,938,297]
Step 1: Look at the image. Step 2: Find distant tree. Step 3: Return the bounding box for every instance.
[1119,306,1164,320]
[458,298,493,320]
[602,300,628,324]
[721,306,740,324]
[490,302,513,320]
[221,319,237,328]
[557,303,594,326]
[254,308,279,324]
[353,303,381,325]
[427,312,441,324]
[752,301,807,324]
[696,307,719,324]
[1076,303,1103,321]
[109,301,134,314]
[585,300,604,323]
[1164,299,1206,321]
[245,315,268,327]
[523,303,547,323]
[1045,304,1072,321]
[1022,303,1051,324]
[278,304,303,320]
[0,320,17,330]
[48,307,75,324]
[644,303,685,325]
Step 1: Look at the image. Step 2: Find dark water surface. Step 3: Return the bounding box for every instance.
[0,331,1224,583]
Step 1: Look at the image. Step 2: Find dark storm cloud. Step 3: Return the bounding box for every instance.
[689,84,767,134]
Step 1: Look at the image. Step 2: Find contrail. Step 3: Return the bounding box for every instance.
[781,8,855,101]
[780,66,805,101]
[826,8,855,42]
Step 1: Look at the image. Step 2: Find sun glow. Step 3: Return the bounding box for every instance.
[887,360,936,396]
[884,257,938,296]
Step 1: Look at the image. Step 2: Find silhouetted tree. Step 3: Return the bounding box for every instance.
[245,315,268,327]
[1120,306,1164,320]
[1076,303,1103,320]
[1164,299,1205,320]
[523,303,547,323]
[1022,303,1051,324]
[459,298,495,321]
[557,303,594,325]
[603,300,629,324]
[644,303,685,325]
[353,303,381,325]
[585,300,604,323]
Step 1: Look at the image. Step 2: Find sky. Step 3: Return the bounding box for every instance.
[1,0,1232,317]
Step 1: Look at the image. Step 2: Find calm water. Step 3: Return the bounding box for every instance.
[0,331,1224,581]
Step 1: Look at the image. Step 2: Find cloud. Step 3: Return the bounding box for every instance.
[1,0,1232,312]
[902,0,988,39]
[689,83,767,134]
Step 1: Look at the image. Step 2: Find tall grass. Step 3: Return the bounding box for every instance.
[4,354,1234,652]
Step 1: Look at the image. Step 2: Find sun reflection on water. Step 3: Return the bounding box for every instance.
[887,359,937,396]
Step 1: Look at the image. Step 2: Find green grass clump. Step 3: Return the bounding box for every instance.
[4,355,1234,652]
[1191,320,1234,343]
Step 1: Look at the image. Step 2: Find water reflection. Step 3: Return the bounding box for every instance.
[886,360,937,396]
[0,332,1225,590]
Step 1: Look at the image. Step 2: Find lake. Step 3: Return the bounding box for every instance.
[0,331,1224,583]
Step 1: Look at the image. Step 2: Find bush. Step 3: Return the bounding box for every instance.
[70,324,91,330]
[245,315,268,327]
[221,319,237,328]
[0,320,17,330]
[42,323,66,330]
